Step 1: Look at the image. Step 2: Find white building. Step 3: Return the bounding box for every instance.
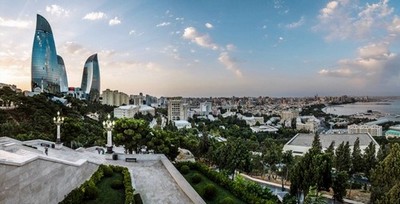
[283,133,380,156]
[102,89,129,106]
[114,105,155,119]
[280,110,299,122]
[199,102,212,116]
[296,116,320,133]
[347,124,382,137]
[250,125,279,133]
[167,98,188,121]
[173,120,192,129]
[241,116,264,126]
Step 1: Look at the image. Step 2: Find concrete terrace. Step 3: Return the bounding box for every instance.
[0,137,204,204]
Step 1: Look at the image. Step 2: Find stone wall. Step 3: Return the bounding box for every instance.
[0,158,99,204]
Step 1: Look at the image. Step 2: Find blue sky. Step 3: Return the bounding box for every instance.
[1,0,400,97]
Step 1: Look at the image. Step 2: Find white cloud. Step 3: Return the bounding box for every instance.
[83,12,106,20]
[285,16,305,29]
[218,52,242,77]
[318,68,354,78]
[0,17,31,29]
[109,17,121,26]
[156,22,170,27]
[46,5,69,17]
[129,30,135,35]
[319,41,400,87]
[319,1,339,19]
[182,27,218,50]
[175,17,184,21]
[205,23,213,29]
[226,44,236,51]
[315,0,395,41]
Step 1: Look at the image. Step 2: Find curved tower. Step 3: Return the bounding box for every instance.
[31,14,61,93]
[80,54,100,102]
[57,55,68,93]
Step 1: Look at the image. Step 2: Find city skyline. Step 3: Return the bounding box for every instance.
[1,0,400,97]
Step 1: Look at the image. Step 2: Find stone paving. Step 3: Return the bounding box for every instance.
[106,159,194,204]
[0,137,203,204]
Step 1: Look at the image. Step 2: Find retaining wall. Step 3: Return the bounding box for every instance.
[0,156,99,204]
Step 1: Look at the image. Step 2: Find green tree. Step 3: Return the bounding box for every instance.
[332,171,348,202]
[351,137,363,174]
[335,141,351,172]
[363,141,377,179]
[113,118,151,153]
[290,133,332,198]
[370,143,400,203]
[303,185,327,204]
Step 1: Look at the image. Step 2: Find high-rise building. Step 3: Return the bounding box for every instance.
[167,97,188,121]
[31,14,63,94]
[80,54,100,102]
[57,55,68,93]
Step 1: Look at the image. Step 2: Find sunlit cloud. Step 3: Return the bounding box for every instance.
[83,12,106,20]
[45,4,69,17]
[0,17,32,29]
[109,17,121,26]
[182,27,218,50]
[285,16,305,29]
[218,52,243,77]
[156,22,170,27]
[205,23,213,29]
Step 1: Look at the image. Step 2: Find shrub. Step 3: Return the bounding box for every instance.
[110,179,124,189]
[180,165,190,175]
[202,184,217,200]
[191,173,202,184]
[219,196,235,204]
[103,165,114,177]
[83,185,99,200]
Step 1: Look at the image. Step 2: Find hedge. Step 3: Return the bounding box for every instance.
[60,164,135,204]
[176,162,280,204]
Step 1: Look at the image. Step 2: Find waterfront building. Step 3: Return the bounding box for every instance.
[283,133,380,156]
[31,14,63,94]
[347,124,382,137]
[296,116,320,133]
[80,54,100,102]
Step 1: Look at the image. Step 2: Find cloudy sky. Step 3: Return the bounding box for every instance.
[1,0,400,97]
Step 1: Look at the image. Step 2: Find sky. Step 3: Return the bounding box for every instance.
[1,0,400,97]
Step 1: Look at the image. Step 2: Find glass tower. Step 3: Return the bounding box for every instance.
[31,14,61,94]
[57,55,68,93]
[81,54,100,102]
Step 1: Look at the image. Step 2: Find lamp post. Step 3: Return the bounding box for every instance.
[103,114,115,154]
[53,111,64,145]
[278,164,285,192]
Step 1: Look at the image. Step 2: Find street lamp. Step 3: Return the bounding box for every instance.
[278,164,285,192]
[53,111,64,145]
[103,114,115,154]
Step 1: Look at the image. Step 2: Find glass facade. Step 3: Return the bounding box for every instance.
[31,14,62,94]
[57,55,68,93]
[80,54,100,102]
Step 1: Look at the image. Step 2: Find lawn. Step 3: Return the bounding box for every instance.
[84,172,125,204]
[183,170,245,204]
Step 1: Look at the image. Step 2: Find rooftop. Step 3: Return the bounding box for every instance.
[287,133,378,148]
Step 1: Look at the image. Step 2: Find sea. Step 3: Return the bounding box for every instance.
[323,99,400,117]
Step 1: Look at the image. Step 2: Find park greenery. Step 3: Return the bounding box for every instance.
[176,162,279,204]
[2,87,400,203]
[60,165,136,204]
